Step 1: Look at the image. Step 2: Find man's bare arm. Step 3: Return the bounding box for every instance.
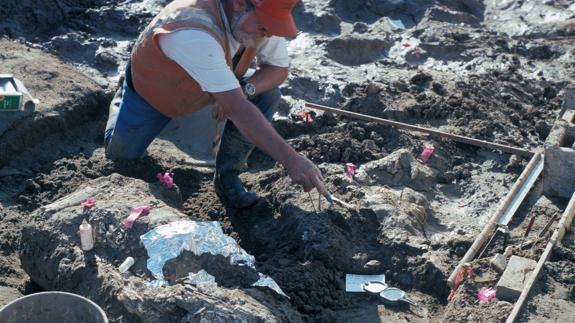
[212,89,326,195]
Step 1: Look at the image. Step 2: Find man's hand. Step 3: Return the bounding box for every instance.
[212,88,327,196]
[285,153,328,197]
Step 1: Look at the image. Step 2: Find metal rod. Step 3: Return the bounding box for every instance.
[523,215,537,237]
[538,213,558,238]
[305,102,534,157]
[308,192,318,213]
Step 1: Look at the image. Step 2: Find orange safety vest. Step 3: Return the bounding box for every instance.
[131,0,256,118]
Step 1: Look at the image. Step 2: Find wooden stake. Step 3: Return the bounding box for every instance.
[305,102,534,157]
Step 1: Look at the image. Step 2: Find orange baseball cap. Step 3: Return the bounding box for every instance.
[253,0,298,38]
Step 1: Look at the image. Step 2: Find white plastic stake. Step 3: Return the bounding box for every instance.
[119,257,135,273]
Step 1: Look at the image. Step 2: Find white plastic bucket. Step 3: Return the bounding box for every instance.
[0,291,108,323]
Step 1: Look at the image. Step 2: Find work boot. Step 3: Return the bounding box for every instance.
[214,121,258,208]
[214,87,281,208]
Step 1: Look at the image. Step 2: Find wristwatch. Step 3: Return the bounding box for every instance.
[243,82,256,98]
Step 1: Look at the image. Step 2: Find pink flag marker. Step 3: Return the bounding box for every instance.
[417,146,435,163]
[81,198,96,209]
[157,172,174,189]
[477,287,496,302]
[345,163,356,179]
[123,205,151,229]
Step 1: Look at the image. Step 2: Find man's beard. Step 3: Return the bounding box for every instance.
[230,11,260,47]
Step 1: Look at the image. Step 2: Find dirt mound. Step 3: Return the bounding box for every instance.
[20,174,299,322]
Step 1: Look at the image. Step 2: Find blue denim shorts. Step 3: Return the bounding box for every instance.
[104,66,171,160]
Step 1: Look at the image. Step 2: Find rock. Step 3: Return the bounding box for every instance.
[543,112,575,198]
[431,81,447,96]
[496,256,537,302]
[364,259,381,269]
[410,72,432,87]
[0,286,23,308]
[424,5,481,27]
[353,22,369,33]
[359,149,438,191]
[383,97,416,121]
[490,253,508,273]
[362,186,429,238]
[20,174,299,322]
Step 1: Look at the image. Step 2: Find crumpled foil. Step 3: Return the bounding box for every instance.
[188,269,217,286]
[141,220,287,296]
[252,273,289,298]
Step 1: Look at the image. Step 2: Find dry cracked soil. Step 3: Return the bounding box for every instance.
[1,0,575,322]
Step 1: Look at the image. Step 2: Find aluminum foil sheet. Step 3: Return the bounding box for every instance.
[252,273,289,298]
[141,220,286,296]
[188,270,217,286]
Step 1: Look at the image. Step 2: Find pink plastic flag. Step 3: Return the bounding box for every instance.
[297,111,313,123]
[477,287,496,302]
[157,172,174,189]
[345,163,356,179]
[81,198,96,209]
[417,146,435,163]
[123,205,151,229]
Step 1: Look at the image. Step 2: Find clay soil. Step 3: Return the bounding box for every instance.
[1,1,575,322]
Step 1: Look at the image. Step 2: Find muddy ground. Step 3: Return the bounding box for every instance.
[1,0,575,322]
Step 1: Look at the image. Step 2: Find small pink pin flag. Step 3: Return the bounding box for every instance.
[477,287,496,302]
[157,172,174,189]
[297,111,314,123]
[345,163,356,179]
[81,198,96,209]
[122,205,151,229]
[417,146,434,164]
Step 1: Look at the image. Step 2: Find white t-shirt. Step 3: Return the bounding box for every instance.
[158,29,289,93]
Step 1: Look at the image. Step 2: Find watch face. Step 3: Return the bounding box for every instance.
[245,83,256,96]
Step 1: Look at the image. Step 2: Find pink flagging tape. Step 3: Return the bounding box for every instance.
[123,205,151,229]
[81,198,96,209]
[345,163,356,178]
[417,146,435,163]
[478,287,496,302]
[157,172,174,189]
